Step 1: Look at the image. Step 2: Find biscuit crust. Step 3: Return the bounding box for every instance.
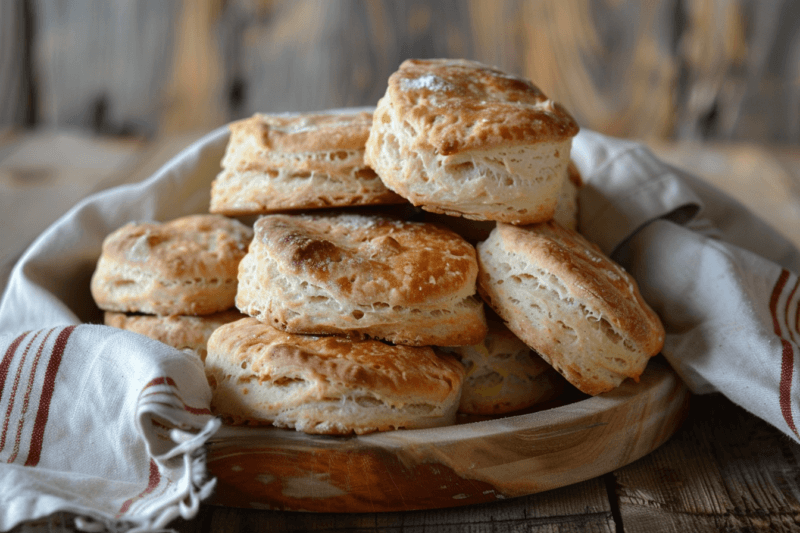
[365,59,579,224]
[104,309,245,362]
[236,213,488,346]
[210,111,405,215]
[90,214,253,316]
[205,317,465,434]
[376,59,578,156]
[476,221,665,395]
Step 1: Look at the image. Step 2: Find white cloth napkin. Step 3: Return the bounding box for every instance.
[1,119,799,531]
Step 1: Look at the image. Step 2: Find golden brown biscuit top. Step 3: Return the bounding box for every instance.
[229,111,373,154]
[254,213,478,306]
[495,221,664,354]
[210,317,463,403]
[384,58,579,155]
[101,214,253,279]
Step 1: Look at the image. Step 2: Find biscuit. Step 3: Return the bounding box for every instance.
[236,212,488,346]
[447,319,566,415]
[210,111,406,216]
[365,58,579,225]
[91,214,254,316]
[476,221,665,395]
[104,309,246,362]
[205,317,465,434]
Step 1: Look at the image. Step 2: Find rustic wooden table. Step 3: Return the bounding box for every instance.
[2,134,800,532]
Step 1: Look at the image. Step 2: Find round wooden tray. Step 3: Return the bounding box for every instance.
[205,356,689,512]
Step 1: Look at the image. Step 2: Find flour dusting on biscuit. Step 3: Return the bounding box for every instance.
[236,212,487,346]
[365,58,579,225]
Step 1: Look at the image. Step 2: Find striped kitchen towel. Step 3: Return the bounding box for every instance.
[618,221,800,442]
[574,129,800,443]
[0,324,220,532]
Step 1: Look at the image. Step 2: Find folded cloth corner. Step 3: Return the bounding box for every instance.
[575,129,800,444]
[0,324,220,533]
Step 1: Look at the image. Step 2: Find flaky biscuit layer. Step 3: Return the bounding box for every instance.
[211,111,405,216]
[446,320,566,415]
[205,317,464,434]
[236,213,488,346]
[365,59,579,224]
[104,309,245,362]
[477,221,664,395]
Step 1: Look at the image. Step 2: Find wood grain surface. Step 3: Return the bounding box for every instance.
[616,393,800,532]
[0,0,32,129]
[3,0,800,144]
[158,393,800,533]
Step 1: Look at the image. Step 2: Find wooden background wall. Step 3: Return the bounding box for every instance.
[1,0,799,144]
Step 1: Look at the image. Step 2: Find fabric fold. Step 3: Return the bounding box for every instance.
[575,130,705,254]
[613,220,800,442]
[0,325,220,532]
[573,129,800,443]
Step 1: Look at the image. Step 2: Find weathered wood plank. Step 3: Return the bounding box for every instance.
[0,131,144,294]
[171,476,615,532]
[526,0,681,140]
[221,0,477,119]
[515,0,800,144]
[466,0,527,76]
[719,1,800,143]
[159,0,227,134]
[613,394,800,532]
[18,0,800,143]
[32,0,181,136]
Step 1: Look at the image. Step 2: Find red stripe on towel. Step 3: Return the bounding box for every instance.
[143,376,177,389]
[24,326,76,467]
[771,270,790,334]
[141,376,212,415]
[785,277,800,343]
[0,332,28,406]
[117,459,161,517]
[779,339,799,437]
[771,270,800,438]
[7,328,56,464]
[1,331,42,453]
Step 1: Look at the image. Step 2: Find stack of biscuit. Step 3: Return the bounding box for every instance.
[204,106,481,434]
[364,58,663,397]
[94,58,665,435]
